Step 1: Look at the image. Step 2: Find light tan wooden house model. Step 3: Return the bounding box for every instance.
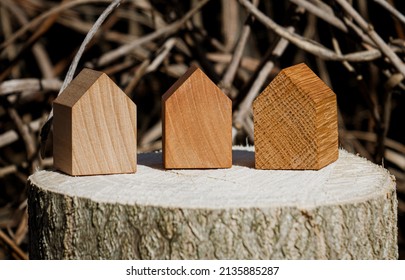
[253,63,338,170]
[53,68,137,176]
[162,65,232,169]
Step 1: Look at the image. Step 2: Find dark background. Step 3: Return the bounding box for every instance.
[0,0,404,259]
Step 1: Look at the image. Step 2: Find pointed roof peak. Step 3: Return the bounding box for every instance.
[54,68,112,107]
[274,63,334,101]
[280,63,316,81]
[162,64,218,101]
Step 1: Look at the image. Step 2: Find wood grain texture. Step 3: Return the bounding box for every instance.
[53,68,137,176]
[162,65,232,169]
[253,63,338,170]
[28,147,398,259]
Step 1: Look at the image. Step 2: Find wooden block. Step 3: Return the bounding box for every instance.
[162,65,232,169]
[253,63,338,170]
[53,68,137,176]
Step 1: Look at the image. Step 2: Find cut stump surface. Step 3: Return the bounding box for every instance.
[28,147,397,259]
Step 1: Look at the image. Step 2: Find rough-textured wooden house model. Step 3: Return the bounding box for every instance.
[53,68,137,176]
[162,65,232,169]
[253,63,338,170]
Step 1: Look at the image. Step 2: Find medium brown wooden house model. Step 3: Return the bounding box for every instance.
[162,65,232,169]
[253,63,338,170]
[53,68,137,176]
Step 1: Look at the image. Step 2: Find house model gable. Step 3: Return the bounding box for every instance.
[253,63,338,170]
[162,65,232,169]
[53,68,137,176]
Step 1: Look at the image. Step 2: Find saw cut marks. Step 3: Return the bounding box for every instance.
[253,63,338,170]
[53,68,137,176]
[162,65,232,169]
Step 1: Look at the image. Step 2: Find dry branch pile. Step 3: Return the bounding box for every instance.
[0,0,404,259]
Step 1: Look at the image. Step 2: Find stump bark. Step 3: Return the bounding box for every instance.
[28,147,398,259]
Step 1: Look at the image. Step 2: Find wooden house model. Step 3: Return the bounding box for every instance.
[162,65,232,169]
[53,68,137,176]
[253,63,338,170]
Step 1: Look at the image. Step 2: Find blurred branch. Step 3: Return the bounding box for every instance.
[6,104,37,171]
[238,0,381,62]
[0,229,28,260]
[220,0,259,97]
[221,0,240,52]
[139,120,162,151]
[290,0,348,33]
[0,119,41,149]
[96,0,210,67]
[124,37,177,95]
[0,0,54,80]
[0,0,113,51]
[0,79,62,96]
[289,0,375,47]
[336,0,405,77]
[348,130,405,155]
[234,30,291,129]
[331,36,382,124]
[373,0,405,26]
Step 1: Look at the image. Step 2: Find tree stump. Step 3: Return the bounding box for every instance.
[27,147,398,259]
